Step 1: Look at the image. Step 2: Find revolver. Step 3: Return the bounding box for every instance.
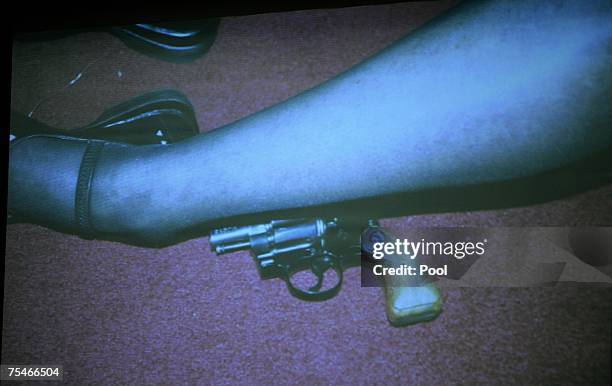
[209,217,442,325]
[210,218,365,301]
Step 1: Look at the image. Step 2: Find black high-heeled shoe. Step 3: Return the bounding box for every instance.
[8,89,202,225]
[10,89,200,145]
[109,20,220,63]
[15,19,220,63]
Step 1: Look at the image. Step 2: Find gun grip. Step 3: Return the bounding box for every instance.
[381,250,442,326]
[383,281,442,327]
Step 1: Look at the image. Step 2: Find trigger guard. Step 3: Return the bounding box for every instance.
[285,253,344,301]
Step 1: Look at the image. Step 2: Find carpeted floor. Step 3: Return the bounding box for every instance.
[6,1,612,384]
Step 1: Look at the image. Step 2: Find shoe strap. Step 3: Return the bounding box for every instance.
[75,140,105,239]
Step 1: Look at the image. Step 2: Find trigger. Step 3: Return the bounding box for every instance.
[308,265,325,292]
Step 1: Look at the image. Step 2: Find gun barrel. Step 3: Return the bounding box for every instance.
[210,227,248,245]
[209,224,270,254]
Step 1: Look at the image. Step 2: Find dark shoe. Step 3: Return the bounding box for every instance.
[109,19,220,63]
[16,19,220,63]
[10,89,200,145]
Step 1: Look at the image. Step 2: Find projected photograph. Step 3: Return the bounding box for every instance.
[5,0,612,384]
